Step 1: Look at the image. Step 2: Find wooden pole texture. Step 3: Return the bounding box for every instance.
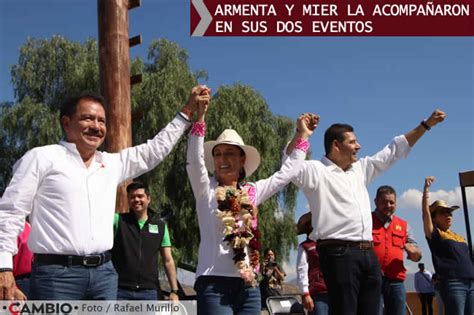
[459,170,474,260]
[98,0,132,213]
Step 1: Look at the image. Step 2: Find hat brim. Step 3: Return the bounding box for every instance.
[431,205,460,214]
[203,140,261,178]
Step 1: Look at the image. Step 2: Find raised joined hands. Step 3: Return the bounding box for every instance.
[297,113,319,139]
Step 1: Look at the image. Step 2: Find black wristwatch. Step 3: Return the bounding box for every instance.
[420,120,431,131]
[170,289,179,295]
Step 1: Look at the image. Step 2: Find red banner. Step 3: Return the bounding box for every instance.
[191,0,474,36]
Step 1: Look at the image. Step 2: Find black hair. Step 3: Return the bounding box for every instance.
[376,185,397,199]
[238,168,246,182]
[264,248,275,257]
[59,91,107,121]
[126,181,150,196]
[324,123,354,156]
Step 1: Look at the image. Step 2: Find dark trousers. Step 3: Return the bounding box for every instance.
[117,287,158,300]
[418,293,434,315]
[318,245,382,315]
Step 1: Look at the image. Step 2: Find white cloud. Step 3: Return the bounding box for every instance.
[398,186,474,210]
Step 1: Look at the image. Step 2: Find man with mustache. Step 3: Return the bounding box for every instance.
[285,109,446,314]
[0,85,210,300]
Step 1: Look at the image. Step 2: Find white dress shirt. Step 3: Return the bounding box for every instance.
[186,133,307,278]
[296,243,310,293]
[0,114,190,268]
[291,135,410,242]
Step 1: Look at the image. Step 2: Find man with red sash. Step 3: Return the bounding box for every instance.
[372,185,422,315]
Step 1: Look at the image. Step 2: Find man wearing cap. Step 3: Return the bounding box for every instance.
[372,185,421,315]
[112,181,179,301]
[296,212,328,315]
[0,85,210,300]
[414,263,435,315]
[285,109,446,314]
[422,176,474,315]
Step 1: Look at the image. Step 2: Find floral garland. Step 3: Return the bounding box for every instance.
[215,185,261,287]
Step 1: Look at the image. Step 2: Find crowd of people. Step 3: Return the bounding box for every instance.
[0,85,472,315]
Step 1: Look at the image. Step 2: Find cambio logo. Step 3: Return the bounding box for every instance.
[7,302,73,314]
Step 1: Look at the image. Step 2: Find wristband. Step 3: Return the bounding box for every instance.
[190,122,206,137]
[170,289,179,295]
[0,268,13,272]
[420,120,431,131]
[295,138,310,153]
[303,292,310,297]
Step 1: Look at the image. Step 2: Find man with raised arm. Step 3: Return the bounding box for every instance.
[0,85,210,300]
[286,109,446,314]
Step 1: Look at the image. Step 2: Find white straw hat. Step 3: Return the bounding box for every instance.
[204,129,261,178]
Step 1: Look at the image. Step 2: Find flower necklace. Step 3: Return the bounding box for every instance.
[216,184,261,287]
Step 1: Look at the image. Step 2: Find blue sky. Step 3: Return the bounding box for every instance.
[1,0,473,287]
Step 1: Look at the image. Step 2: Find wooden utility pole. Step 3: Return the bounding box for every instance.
[98,0,141,212]
[459,170,474,259]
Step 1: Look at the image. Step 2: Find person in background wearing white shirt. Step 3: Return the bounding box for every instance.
[296,212,328,315]
[0,85,210,300]
[414,263,435,315]
[286,109,446,315]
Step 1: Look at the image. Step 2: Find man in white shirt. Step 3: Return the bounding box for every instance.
[286,109,446,314]
[414,263,435,315]
[0,85,210,300]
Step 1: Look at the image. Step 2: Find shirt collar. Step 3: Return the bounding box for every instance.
[374,208,393,227]
[59,140,104,164]
[321,156,353,172]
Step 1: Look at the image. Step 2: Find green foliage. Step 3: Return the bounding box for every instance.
[11,35,99,109]
[131,39,203,264]
[1,36,299,267]
[0,36,99,191]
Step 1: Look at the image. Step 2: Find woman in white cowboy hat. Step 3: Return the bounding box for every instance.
[186,87,318,314]
[422,176,474,315]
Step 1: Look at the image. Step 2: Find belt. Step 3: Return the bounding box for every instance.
[318,239,374,250]
[119,285,157,291]
[34,252,111,267]
[383,276,404,283]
